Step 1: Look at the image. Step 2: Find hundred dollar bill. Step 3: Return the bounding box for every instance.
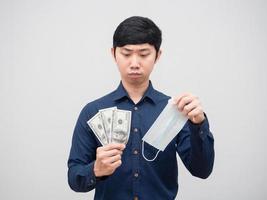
[111,109,131,144]
[87,112,109,145]
[99,107,117,143]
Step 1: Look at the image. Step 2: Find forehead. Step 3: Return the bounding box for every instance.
[119,43,155,51]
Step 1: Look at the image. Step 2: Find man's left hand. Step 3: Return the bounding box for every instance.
[173,93,205,124]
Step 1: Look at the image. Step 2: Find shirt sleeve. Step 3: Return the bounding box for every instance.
[176,114,215,179]
[67,106,100,192]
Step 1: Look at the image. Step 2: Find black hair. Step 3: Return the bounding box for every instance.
[113,16,162,54]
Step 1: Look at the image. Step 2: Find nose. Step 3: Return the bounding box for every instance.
[130,55,140,70]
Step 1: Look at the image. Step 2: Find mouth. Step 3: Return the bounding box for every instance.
[128,72,142,78]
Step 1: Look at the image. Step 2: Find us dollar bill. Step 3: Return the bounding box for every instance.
[111,109,131,144]
[87,112,109,145]
[99,107,117,143]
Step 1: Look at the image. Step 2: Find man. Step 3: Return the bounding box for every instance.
[68,16,214,200]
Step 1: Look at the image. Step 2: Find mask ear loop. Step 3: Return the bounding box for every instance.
[142,140,160,162]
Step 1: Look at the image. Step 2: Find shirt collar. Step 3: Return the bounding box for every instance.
[112,80,167,104]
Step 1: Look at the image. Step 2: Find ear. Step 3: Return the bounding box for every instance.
[111,47,116,62]
[154,49,162,64]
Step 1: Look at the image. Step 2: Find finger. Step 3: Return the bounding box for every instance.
[100,149,123,158]
[102,143,126,151]
[104,154,122,164]
[182,99,199,115]
[173,93,190,105]
[188,107,203,118]
[110,159,122,169]
[177,95,193,111]
[96,146,106,155]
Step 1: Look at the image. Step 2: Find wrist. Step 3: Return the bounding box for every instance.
[190,113,205,124]
[93,162,100,177]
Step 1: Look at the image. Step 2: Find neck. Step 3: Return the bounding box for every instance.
[121,80,149,104]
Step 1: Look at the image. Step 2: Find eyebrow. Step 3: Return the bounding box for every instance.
[121,47,151,53]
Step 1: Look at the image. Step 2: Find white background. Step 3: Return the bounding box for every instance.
[1,0,267,199]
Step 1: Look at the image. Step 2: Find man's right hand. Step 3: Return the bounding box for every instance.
[93,143,126,178]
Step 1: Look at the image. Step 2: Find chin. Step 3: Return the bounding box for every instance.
[128,78,148,85]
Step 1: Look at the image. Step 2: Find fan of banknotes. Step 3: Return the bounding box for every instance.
[87,107,132,146]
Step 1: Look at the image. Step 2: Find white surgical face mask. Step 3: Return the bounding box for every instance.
[142,98,188,161]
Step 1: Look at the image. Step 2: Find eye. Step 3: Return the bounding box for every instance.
[122,53,130,57]
[140,54,150,57]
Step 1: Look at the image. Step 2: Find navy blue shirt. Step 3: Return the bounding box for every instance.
[68,81,214,200]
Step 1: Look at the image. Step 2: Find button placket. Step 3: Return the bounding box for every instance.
[131,104,141,196]
[133,150,138,155]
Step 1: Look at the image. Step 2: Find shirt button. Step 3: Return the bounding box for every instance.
[134,172,139,178]
[134,128,138,132]
[134,106,138,111]
[90,179,94,184]
[133,150,138,155]
[200,131,204,135]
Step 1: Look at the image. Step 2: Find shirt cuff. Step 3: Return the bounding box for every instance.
[85,161,109,188]
[188,114,212,141]
[84,161,97,188]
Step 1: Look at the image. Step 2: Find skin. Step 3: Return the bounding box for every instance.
[112,43,161,103]
[93,43,205,177]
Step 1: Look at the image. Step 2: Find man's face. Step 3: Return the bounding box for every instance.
[112,43,161,85]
